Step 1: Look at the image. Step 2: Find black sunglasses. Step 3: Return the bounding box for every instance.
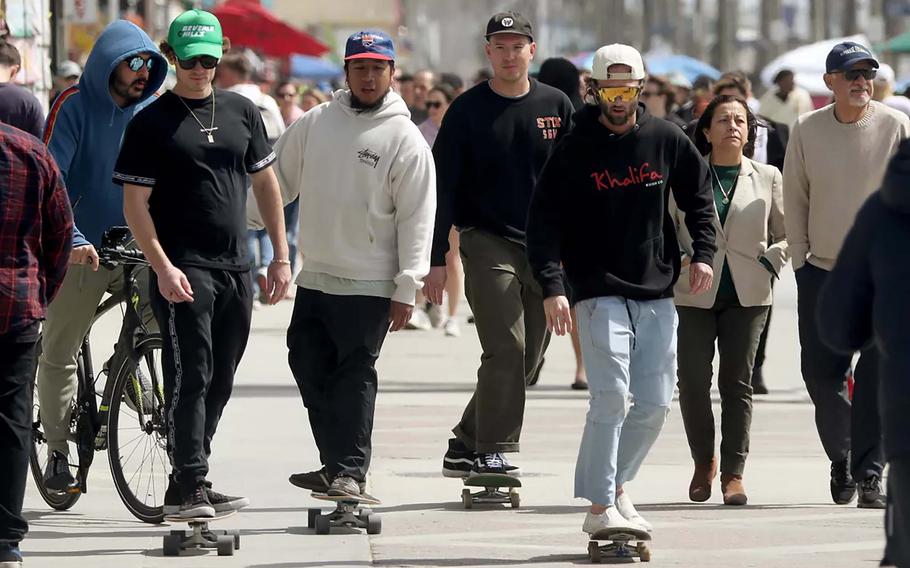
[425,101,444,109]
[834,68,877,81]
[127,56,154,72]
[177,56,219,70]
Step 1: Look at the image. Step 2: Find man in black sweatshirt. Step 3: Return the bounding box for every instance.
[424,11,574,479]
[526,44,716,533]
[818,139,910,568]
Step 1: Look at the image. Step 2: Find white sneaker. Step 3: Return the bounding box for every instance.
[582,506,639,535]
[443,318,461,337]
[405,308,432,330]
[616,491,652,531]
[427,304,445,328]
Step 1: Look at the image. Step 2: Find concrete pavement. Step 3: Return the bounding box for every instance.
[20,267,886,567]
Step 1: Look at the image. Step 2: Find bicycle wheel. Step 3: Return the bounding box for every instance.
[29,344,82,511]
[107,334,168,524]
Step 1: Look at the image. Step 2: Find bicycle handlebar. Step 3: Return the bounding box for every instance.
[97,247,149,268]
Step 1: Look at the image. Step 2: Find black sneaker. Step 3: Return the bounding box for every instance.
[178,484,214,518]
[289,468,330,492]
[163,475,180,515]
[0,543,22,567]
[830,459,857,505]
[442,438,474,478]
[43,450,76,492]
[207,487,249,513]
[469,452,521,477]
[857,476,886,509]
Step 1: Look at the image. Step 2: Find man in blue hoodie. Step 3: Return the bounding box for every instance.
[37,20,166,492]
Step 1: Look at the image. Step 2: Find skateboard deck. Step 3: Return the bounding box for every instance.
[588,527,652,563]
[308,492,381,535]
[162,511,239,557]
[311,491,381,505]
[461,473,521,509]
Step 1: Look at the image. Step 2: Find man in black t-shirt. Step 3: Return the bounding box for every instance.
[113,9,291,519]
[0,42,44,138]
[425,12,574,480]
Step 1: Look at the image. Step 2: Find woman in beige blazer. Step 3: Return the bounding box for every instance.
[671,95,788,506]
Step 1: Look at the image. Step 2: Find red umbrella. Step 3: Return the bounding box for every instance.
[212,0,329,58]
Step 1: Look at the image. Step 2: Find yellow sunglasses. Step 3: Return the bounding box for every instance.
[597,86,641,103]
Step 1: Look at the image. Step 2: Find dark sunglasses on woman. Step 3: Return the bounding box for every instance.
[177,55,219,71]
[425,101,444,109]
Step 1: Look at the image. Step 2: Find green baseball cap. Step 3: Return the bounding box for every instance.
[167,10,223,61]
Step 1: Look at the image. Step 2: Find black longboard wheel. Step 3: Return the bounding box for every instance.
[510,492,520,509]
[216,534,234,556]
[588,540,601,563]
[461,488,472,509]
[169,530,185,537]
[638,542,651,562]
[315,513,331,535]
[366,514,382,535]
[163,534,181,557]
[307,508,320,529]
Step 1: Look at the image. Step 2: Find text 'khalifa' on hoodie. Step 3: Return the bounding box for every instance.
[43,19,167,248]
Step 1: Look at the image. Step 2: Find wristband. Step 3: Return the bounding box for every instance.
[270,259,291,265]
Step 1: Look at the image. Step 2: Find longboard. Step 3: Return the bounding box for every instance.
[461,473,521,509]
[308,492,381,535]
[162,510,239,557]
[588,526,652,563]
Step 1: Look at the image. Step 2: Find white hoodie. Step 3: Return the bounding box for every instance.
[272,89,436,305]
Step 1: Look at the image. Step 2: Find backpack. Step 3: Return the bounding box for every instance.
[257,104,283,145]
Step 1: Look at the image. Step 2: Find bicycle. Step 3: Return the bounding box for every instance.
[29,227,170,524]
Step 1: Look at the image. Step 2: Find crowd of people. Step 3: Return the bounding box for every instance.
[1,7,909,568]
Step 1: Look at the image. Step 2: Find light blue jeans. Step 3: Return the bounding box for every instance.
[574,296,677,506]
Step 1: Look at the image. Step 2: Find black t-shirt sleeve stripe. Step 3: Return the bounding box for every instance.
[247,151,276,173]
[112,171,156,186]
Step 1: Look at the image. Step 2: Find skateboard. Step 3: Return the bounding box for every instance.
[162,510,240,557]
[587,526,652,563]
[308,492,382,535]
[461,473,521,509]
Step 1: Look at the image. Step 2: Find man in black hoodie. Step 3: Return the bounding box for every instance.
[818,139,910,568]
[527,44,716,534]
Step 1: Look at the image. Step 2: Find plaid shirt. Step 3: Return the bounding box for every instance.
[0,123,73,337]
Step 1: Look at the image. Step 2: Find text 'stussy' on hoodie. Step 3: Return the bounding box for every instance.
[43,20,167,248]
[527,103,717,303]
[271,89,437,306]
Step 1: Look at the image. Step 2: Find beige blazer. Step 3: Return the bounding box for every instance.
[672,157,788,308]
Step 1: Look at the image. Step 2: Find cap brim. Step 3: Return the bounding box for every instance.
[174,43,223,61]
[485,31,533,40]
[344,53,393,61]
[829,56,879,73]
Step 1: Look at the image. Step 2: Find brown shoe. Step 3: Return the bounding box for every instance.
[721,473,747,506]
[688,458,717,502]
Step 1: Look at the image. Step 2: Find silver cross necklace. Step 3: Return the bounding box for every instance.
[177,90,218,143]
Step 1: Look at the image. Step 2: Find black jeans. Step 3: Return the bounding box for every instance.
[677,299,769,475]
[287,287,390,483]
[150,267,253,495]
[796,263,883,480]
[0,331,39,546]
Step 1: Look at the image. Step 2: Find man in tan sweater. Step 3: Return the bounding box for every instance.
[784,41,910,510]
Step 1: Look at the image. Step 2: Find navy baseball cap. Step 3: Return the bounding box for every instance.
[344,30,395,62]
[826,41,878,73]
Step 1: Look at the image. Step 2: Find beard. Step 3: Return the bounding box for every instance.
[600,102,635,125]
[350,91,385,112]
[110,76,146,106]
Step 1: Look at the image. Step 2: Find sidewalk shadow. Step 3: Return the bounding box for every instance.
[635,502,831,512]
[372,555,591,566]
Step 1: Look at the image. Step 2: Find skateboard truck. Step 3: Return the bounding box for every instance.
[587,528,652,563]
[308,492,382,535]
[461,473,521,509]
[162,513,240,557]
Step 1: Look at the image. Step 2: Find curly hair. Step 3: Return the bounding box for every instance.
[693,95,758,159]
